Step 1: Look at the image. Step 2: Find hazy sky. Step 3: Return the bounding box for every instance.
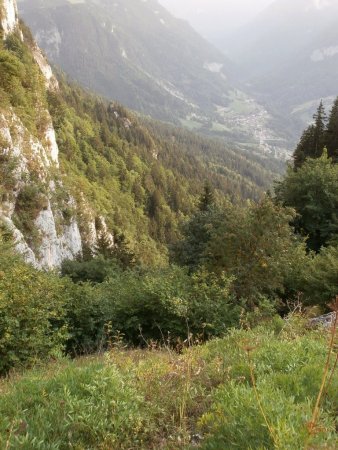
[159,0,275,39]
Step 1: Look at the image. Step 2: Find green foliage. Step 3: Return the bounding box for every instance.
[69,267,242,344]
[174,197,307,302]
[0,321,336,449]
[0,152,17,196]
[198,326,338,450]
[326,97,338,162]
[300,245,338,306]
[205,198,306,300]
[0,362,151,449]
[171,205,222,271]
[294,101,327,168]
[61,255,119,284]
[12,184,48,249]
[198,181,215,212]
[0,233,68,374]
[0,32,49,137]
[275,151,338,251]
[63,280,110,355]
[294,99,338,167]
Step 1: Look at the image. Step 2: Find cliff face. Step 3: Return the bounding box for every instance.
[0,97,84,269]
[1,0,17,37]
[0,0,84,267]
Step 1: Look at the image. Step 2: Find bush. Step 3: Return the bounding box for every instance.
[174,198,308,303]
[275,152,338,252]
[0,239,68,374]
[97,266,239,344]
[64,280,112,355]
[301,245,338,307]
[0,361,151,449]
[198,327,338,450]
[61,255,120,284]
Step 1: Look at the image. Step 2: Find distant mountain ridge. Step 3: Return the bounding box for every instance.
[18,0,235,123]
[219,0,338,132]
[17,0,290,159]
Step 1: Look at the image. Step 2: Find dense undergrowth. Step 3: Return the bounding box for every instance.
[0,318,336,449]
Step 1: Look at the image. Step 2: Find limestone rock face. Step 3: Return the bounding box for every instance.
[0,0,114,268]
[31,43,59,91]
[0,111,83,268]
[0,0,79,268]
[35,201,82,268]
[1,0,18,37]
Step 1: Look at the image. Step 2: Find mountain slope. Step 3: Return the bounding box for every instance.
[1,0,282,268]
[18,0,235,123]
[220,0,338,133]
[17,0,290,158]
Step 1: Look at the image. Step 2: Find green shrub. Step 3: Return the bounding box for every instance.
[0,248,68,374]
[198,327,338,450]
[97,266,239,344]
[0,361,151,449]
[275,151,338,252]
[61,255,120,284]
[12,184,48,249]
[64,280,112,355]
[301,245,338,307]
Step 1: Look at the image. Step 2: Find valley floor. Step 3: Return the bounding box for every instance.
[0,318,337,450]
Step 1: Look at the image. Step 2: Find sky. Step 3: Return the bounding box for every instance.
[159,0,275,40]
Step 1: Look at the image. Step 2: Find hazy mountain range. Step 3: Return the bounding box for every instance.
[218,0,338,128]
[17,0,290,159]
[16,0,338,158]
[158,0,274,40]
[19,0,235,122]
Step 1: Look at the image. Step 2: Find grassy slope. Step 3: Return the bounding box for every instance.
[0,319,337,449]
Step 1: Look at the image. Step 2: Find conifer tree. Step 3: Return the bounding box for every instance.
[312,101,327,158]
[198,181,215,211]
[325,97,338,162]
[293,101,327,168]
[293,125,315,169]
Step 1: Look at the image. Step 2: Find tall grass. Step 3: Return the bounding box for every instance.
[0,316,336,449]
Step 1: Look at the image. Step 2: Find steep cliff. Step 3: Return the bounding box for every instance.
[1,0,17,37]
[0,0,83,267]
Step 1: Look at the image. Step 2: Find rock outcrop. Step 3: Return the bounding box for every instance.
[1,0,18,37]
[0,109,83,268]
[0,0,83,268]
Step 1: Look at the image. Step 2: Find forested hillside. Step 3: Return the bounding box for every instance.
[0,13,283,266]
[0,2,337,449]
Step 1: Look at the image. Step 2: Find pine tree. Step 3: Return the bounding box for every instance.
[95,230,115,259]
[312,100,327,158]
[293,125,315,169]
[325,97,338,162]
[293,101,327,168]
[198,181,215,211]
[113,233,136,269]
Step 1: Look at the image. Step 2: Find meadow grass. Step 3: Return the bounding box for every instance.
[0,317,336,449]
